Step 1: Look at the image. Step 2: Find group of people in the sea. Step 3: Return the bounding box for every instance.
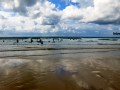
[16,38,63,45]
[1,38,64,45]
[16,38,44,45]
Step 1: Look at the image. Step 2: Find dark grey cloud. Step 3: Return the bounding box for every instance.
[42,14,61,25]
[24,0,38,6]
[13,0,38,15]
[31,12,41,19]
[0,15,6,19]
[43,15,60,25]
[91,19,120,25]
[0,0,46,15]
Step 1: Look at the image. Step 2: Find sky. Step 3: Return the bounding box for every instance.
[0,0,120,37]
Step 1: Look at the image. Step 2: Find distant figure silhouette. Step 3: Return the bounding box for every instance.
[30,38,33,43]
[53,38,55,43]
[37,38,43,45]
[41,40,43,45]
[3,40,4,42]
[60,38,63,41]
[17,39,19,43]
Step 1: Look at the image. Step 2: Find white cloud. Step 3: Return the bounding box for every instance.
[0,0,62,33]
[1,0,120,24]
[62,0,120,24]
[71,0,79,3]
[27,1,62,25]
[61,5,83,20]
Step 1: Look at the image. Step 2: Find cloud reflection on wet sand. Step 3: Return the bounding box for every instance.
[0,53,120,90]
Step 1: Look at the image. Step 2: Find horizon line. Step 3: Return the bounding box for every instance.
[0,36,120,39]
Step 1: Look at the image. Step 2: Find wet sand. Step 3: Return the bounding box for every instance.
[0,46,120,90]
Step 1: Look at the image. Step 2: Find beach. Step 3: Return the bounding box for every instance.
[0,38,120,90]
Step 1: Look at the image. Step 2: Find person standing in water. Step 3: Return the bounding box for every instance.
[41,40,43,45]
[37,38,43,45]
[40,39,43,45]
[30,38,33,43]
[17,39,19,43]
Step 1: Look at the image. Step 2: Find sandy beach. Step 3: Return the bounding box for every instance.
[0,39,120,90]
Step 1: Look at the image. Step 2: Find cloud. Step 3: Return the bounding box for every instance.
[71,0,79,3]
[61,5,83,20]
[0,15,6,19]
[70,0,93,7]
[0,0,120,36]
[0,0,45,15]
[1,0,120,25]
[27,1,62,25]
[62,0,120,24]
[40,15,61,25]
[0,0,61,29]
